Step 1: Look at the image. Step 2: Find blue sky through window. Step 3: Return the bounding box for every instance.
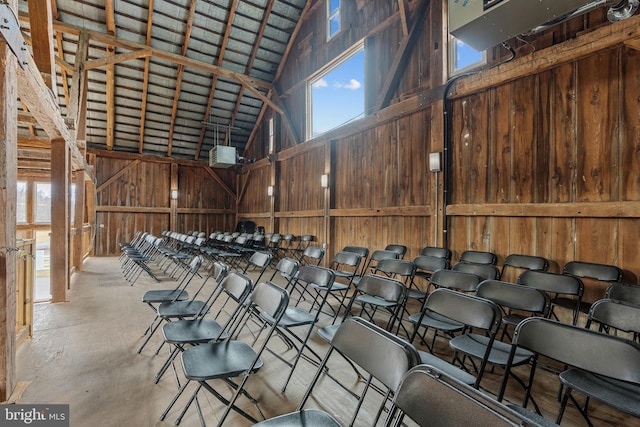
[454,38,484,72]
[310,48,364,138]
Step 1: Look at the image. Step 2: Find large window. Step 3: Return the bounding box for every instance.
[35,182,52,223]
[327,0,340,40]
[449,37,485,75]
[308,45,365,139]
[17,181,27,223]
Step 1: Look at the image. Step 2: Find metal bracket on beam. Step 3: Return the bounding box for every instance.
[0,1,27,69]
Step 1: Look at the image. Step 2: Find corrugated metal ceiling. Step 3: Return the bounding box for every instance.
[17,0,306,161]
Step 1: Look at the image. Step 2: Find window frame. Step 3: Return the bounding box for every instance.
[306,42,365,141]
[448,36,486,76]
[327,0,341,40]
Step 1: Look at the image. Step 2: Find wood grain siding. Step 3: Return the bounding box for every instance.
[447,46,640,296]
[95,156,236,255]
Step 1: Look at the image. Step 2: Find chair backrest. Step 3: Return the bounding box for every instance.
[384,244,407,259]
[476,280,551,316]
[587,298,640,335]
[512,317,640,384]
[374,258,416,282]
[429,269,482,292]
[459,250,497,265]
[295,265,335,290]
[243,251,273,284]
[413,255,449,274]
[270,257,300,283]
[606,282,640,306]
[420,246,452,261]
[342,246,370,275]
[268,233,282,246]
[518,270,583,296]
[302,246,325,265]
[331,317,420,393]
[249,281,290,322]
[370,249,400,262]
[500,254,548,282]
[425,288,502,334]
[209,261,229,283]
[503,254,548,271]
[563,260,623,283]
[247,251,272,269]
[330,251,362,272]
[452,262,500,280]
[362,249,399,275]
[342,245,369,259]
[187,255,203,273]
[356,274,407,305]
[220,272,254,303]
[386,365,549,427]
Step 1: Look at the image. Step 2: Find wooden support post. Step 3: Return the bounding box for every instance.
[170,163,178,231]
[323,141,333,266]
[50,137,69,302]
[85,153,96,256]
[269,162,277,232]
[73,170,85,271]
[0,0,17,400]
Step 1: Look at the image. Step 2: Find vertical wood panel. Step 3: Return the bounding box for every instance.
[620,47,640,201]
[576,50,619,202]
[550,63,576,203]
[510,76,536,203]
[489,85,511,203]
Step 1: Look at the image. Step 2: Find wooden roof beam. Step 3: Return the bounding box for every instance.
[244,0,313,154]
[27,0,56,92]
[104,0,116,151]
[51,1,71,109]
[138,0,154,154]
[16,46,90,175]
[167,0,197,157]
[194,0,237,160]
[374,0,430,112]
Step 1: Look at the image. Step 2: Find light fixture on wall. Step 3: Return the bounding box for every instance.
[267,185,274,197]
[170,189,178,200]
[321,174,329,188]
[429,152,442,172]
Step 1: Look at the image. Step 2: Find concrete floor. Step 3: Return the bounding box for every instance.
[15,256,637,427]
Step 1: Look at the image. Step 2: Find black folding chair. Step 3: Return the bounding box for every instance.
[499,317,640,425]
[384,365,558,427]
[160,281,290,427]
[253,317,420,427]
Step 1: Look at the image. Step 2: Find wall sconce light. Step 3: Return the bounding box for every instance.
[170,189,178,200]
[429,152,442,172]
[320,174,329,188]
[267,185,274,197]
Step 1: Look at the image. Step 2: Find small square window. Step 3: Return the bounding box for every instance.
[450,37,486,75]
[327,0,340,40]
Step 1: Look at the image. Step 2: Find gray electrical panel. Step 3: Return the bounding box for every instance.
[448,0,599,51]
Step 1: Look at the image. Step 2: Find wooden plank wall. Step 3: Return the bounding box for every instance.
[94,155,236,255]
[447,46,640,298]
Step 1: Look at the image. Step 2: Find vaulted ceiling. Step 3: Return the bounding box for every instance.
[17,0,308,162]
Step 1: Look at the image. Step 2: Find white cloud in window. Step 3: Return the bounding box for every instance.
[335,79,361,90]
[313,78,329,88]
